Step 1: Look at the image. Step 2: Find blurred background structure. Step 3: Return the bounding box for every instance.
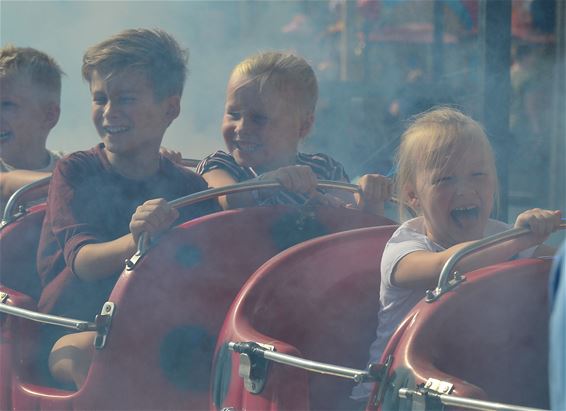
[1,0,564,231]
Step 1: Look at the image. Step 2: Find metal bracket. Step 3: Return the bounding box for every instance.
[425,272,466,302]
[399,378,453,411]
[423,378,453,395]
[234,342,275,395]
[94,302,115,350]
[371,354,393,406]
[0,292,8,304]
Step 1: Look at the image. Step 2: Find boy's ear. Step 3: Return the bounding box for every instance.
[165,95,181,124]
[299,112,315,139]
[44,102,61,130]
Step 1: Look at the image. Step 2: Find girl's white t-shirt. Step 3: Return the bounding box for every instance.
[352,216,535,400]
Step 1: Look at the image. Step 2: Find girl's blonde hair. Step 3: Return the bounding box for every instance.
[231,51,318,118]
[395,106,499,221]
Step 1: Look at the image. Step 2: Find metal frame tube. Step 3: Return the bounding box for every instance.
[399,388,548,411]
[0,302,96,331]
[228,341,369,382]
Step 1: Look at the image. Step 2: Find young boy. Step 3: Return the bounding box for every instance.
[36,28,218,388]
[197,51,391,214]
[0,45,64,212]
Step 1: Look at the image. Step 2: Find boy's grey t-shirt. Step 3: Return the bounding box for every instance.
[352,216,534,400]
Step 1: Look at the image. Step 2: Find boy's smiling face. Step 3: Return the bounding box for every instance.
[0,74,56,155]
[408,141,496,248]
[90,69,179,162]
[222,73,312,173]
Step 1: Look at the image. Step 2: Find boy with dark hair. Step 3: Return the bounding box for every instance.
[0,45,64,211]
[37,28,217,388]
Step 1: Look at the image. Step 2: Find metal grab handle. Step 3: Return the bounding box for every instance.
[1,175,52,228]
[0,296,96,331]
[399,387,548,411]
[127,179,404,268]
[426,223,566,302]
[229,341,375,383]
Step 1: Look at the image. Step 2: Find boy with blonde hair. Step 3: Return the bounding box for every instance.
[0,45,64,211]
[37,28,217,388]
[198,51,391,214]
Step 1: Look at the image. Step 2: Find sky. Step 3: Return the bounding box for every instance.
[1,0,313,159]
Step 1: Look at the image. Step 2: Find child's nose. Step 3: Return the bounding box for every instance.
[235,117,252,137]
[102,101,119,119]
[455,179,475,195]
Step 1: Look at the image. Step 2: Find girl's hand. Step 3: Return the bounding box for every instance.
[355,174,392,215]
[514,208,562,247]
[129,198,179,245]
[262,165,318,196]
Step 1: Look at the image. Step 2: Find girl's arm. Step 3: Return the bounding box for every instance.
[393,209,562,289]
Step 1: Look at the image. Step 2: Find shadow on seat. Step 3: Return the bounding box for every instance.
[374,258,551,411]
[5,205,393,410]
[213,224,398,411]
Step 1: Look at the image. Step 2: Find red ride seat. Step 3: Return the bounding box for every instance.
[0,204,46,301]
[213,224,398,411]
[6,205,393,410]
[372,258,552,411]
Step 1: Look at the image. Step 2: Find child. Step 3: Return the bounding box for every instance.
[36,28,218,388]
[352,106,561,401]
[196,51,391,214]
[0,45,64,212]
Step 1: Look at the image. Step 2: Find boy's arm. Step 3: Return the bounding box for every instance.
[393,209,562,289]
[73,198,179,282]
[72,234,137,282]
[0,170,52,203]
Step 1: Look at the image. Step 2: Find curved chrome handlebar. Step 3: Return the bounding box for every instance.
[426,223,566,302]
[1,175,52,228]
[127,179,404,269]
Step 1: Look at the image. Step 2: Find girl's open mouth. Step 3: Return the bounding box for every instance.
[450,206,480,227]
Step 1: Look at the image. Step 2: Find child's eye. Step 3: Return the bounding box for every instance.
[227,111,240,120]
[92,96,107,106]
[433,176,454,185]
[472,172,487,178]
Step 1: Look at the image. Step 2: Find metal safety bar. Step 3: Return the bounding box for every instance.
[426,223,566,302]
[399,387,548,411]
[126,179,405,269]
[0,297,96,332]
[229,341,374,383]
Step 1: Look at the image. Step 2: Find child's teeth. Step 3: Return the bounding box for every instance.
[105,126,129,134]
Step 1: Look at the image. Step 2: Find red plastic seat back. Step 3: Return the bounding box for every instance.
[7,205,391,410]
[214,224,397,411]
[377,258,551,411]
[0,205,46,301]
